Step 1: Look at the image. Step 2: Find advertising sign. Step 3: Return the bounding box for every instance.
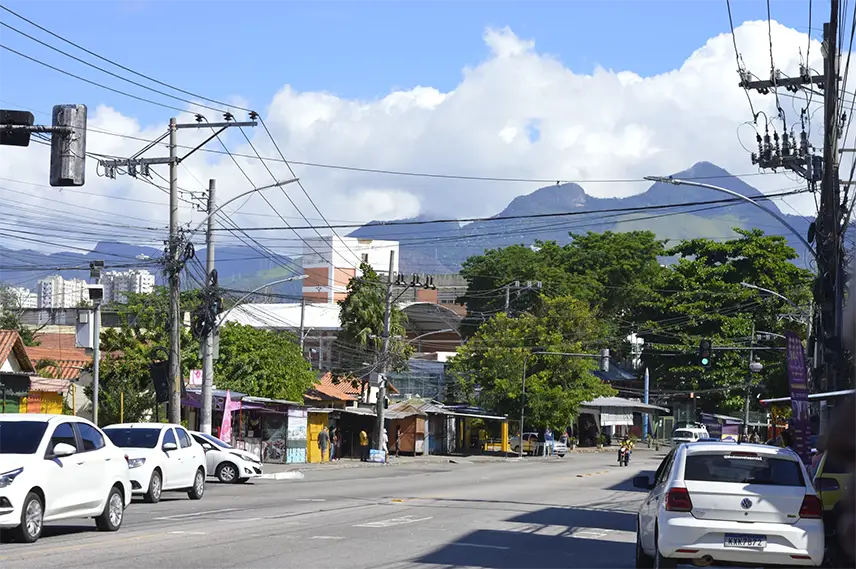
[784,331,811,464]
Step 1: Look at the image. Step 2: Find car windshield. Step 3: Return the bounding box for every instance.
[104,428,161,448]
[685,453,805,486]
[196,432,231,449]
[674,430,694,438]
[0,421,49,454]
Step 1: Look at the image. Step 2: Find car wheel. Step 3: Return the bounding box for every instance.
[235,477,251,484]
[635,520,654,568]
[653,526,676,569]
[512,446,520,454]
[187,468,205,500]
[216,462,238,484]
[14,492,44,543]
[143,469,162,504]
[95,486,124,532]
[558,453,566,458]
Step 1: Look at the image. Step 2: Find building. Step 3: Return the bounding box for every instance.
[102,269,156,304]
[37,276,88,309]
[301,236,399,304]
[4,287,37,309]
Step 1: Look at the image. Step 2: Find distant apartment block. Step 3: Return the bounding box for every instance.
[38,276,88,309]
[5,286,38,309]
[302,236,399,304]
[102,269,156,304]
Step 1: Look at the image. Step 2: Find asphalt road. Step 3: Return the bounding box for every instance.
[0,450,667,569]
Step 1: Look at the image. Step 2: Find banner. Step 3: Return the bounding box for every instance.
[219,390,234,444]
[784,331,811,464]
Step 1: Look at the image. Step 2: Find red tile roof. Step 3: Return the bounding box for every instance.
[29,377,72,393]
[305,372,358,402]
[0,330,35,373]
[24,333,90,381]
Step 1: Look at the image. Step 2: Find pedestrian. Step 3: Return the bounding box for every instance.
[317,426,329,463]
[330,427,339,461]
[359,428,369,462]
[382,428,389,463]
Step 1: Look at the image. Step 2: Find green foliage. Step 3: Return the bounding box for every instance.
[635,229,813,414]
[0,283,39,346]
[214,322,315,401]
[336,262,413,373]
[34,359,61,378]
[448,296,616,430]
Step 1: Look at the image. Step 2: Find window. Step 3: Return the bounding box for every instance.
[655,451,675,485]
[0,421,48,454]
[50,422,77,452]
[685,453,805,486]
[77,423,105,452]
[162,428,177,447]
[176,428,192,449]
[103,428,161,449]
[195,432,231,449]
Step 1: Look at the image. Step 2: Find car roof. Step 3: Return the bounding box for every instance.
[104,423,177,429]
[0,413,92,424]
[682,442,799,459]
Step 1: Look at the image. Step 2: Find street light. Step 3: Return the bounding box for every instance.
[189,178,299,236]
[739,282,800,309]
[643,176,816,259]
[216,274,308,326]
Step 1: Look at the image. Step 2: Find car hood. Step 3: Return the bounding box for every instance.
[226,448,260,462]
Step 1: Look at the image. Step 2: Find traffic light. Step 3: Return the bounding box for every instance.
[698,339,712,367]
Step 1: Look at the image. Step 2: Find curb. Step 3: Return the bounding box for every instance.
[259,471,305,481]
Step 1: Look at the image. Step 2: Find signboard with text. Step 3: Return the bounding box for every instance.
[784,331,811,464]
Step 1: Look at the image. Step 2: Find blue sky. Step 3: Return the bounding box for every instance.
[0,0,825,126]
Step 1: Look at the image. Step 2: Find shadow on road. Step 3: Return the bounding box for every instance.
[507,506,636,532]
[1,524,97,543]
[606,470,655,492]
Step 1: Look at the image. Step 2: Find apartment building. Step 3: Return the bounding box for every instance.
[37,276,88,309]
[5,287,38,309]
[102,269,156,304]
[301,236,399,304]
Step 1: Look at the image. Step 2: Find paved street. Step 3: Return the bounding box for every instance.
[0,449,665,569]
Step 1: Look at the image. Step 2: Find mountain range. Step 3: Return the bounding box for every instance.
[0,162,816,295]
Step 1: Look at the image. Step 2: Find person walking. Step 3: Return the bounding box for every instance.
[359,429,369,462]
[382,428,389,464]
[330,427,339,461]
[317,426,329,463]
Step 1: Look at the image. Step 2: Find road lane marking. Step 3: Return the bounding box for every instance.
[296,498,326,502]
[355,515,433,528]
[153,507,239,520]
[169,531,208,535]
[220,517,261,522]
[311,535,345,540]
[450,543,509,550]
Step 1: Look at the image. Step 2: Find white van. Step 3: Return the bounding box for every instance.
[671,426,708,444]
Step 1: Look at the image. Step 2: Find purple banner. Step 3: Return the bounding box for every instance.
[785,331,811,464]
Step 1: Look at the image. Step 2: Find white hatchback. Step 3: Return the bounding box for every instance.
[0,414,132,543]
[103,423,206,504]
[190,431,263,483]
[634,442,824,568]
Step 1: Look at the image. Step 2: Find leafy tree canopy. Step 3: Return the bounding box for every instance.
[0,283,40,346]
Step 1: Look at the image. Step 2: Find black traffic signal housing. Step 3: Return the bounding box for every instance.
[698,339,712,367]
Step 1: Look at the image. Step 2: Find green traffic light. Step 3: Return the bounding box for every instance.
[701,357,709,366]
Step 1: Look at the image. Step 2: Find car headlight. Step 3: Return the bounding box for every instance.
[0,467,23,488]
[230,452,252,462]
[127,458,146,469]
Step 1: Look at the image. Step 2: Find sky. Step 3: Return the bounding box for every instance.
[0,0,846,257]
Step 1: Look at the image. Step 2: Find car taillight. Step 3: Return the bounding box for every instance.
[815,477,840,492]
[665,487,693,512]
[799,495,823,519]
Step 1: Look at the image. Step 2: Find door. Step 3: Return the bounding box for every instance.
[640,450,674,552]
[175,427,200,485]
[42,421,88,518]
[73,422,109,511]
[160,427,183,489]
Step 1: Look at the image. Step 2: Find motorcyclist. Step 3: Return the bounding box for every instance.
[618,436,634,464]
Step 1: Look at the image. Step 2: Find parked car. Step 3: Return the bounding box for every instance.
[671,427,709,444]
[0,414,132,543]
[103,423,206,504]
[511,432,540,455]
[189,431,263,483]
[813,450,850,522]
[633,442,824,568]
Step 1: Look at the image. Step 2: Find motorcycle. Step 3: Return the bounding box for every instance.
[617,446,631,467]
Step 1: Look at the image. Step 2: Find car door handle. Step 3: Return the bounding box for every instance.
[76,461,85,465]
[105,457,112,462]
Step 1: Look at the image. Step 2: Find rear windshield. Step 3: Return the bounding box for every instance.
[685,453,805,486]
[0,421,49,454]
[674,430,695,438]
[104,428,160,448]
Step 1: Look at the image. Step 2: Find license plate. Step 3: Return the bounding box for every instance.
[724,534,766,548]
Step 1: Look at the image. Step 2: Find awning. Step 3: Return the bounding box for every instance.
[579,396,670,414]
[445,411,507,421]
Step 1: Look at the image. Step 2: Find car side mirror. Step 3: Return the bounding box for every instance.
[51,442,77,458]
[202,443,213,451]
[162,442,178,451]
[633,475,654,490]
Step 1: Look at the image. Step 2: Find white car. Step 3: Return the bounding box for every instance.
[634,442,824,568]
[0,414,132,543]
[190,431,263,483]
[671,427,709,445]
[103,423,206,504]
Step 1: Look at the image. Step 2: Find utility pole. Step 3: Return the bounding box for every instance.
[299,297,306,355]
[200,179,216,435]
[375,250,395,452]
[90,260,103,426]
[98,114,257,425]
[743,323,755,438]
[504,281,542,315]
[505,285,510,313]
[642,367,650,442]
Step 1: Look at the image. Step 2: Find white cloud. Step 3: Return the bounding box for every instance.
[0,19,834,256]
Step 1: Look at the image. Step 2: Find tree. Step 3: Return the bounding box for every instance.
[336,262,412,374]
[457,231,665,337]
[448,296,616,429]
[214,323,315,401]
[0,283,40,346]
[635,229,813,415]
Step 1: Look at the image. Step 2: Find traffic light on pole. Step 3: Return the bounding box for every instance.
[698,339,712,367]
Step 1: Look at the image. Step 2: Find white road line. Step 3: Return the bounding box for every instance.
[169,531,208,536]
[153,508,239,520]
[311,536,345,540]
[355,515,433,528]
[450,543,510,551]
[296,498,326,502]
[220,517,261,522]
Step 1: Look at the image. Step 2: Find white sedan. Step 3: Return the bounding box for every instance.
[190,431,263,483]
[0,414,132,543]
[103,423,206,504]
[634,442,824,568]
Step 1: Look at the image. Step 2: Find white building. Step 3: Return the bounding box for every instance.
[102,269,156,304]
[301,236,399,304]
[37,276,88,309]
[5,287,38,309]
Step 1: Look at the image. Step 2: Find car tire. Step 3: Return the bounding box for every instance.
[558,453,566,458]
[235,477,251,484]
[216,462,238,484]
[653,526,677,569]
[14,491,44,543]
[635,521,654,569]
[143,469,162,504]
[95,486,124,532]
[187,468,205,500]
